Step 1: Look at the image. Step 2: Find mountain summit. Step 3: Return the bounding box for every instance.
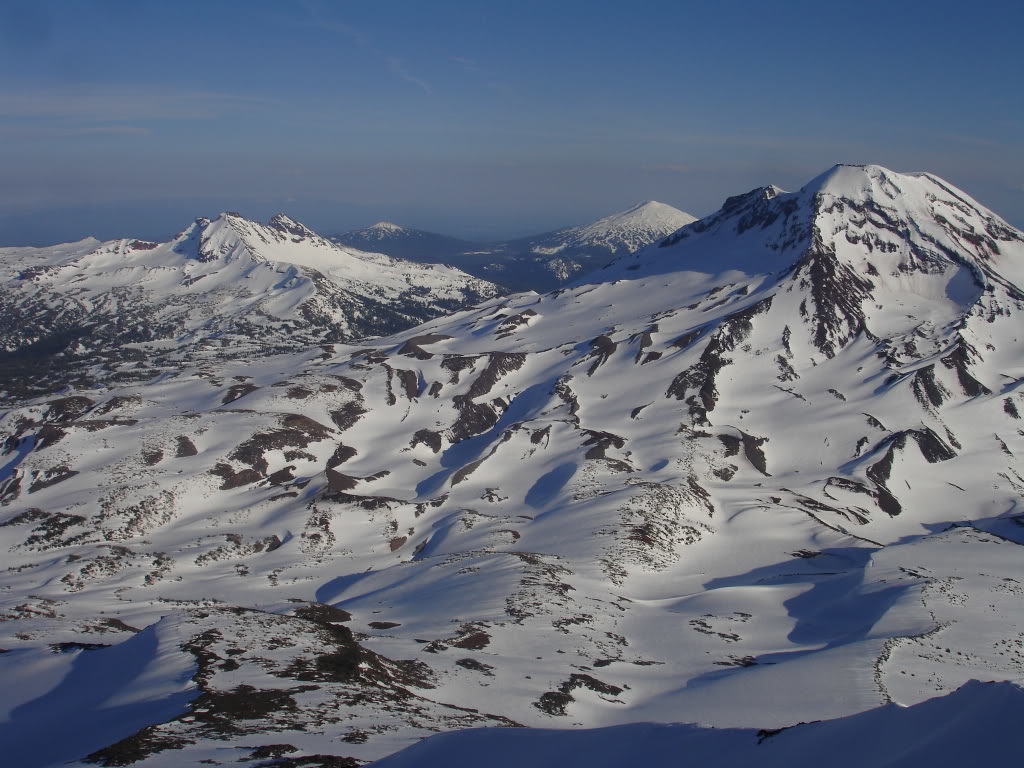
[2,165,1023,765]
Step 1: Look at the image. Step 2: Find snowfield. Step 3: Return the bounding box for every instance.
[1,164,1022,767]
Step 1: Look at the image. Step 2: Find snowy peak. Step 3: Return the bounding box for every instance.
[804,164,1023,267]
[542,199,697,256]
[370,221,409,234]
[343,221,423,242]
[805,163,904,199]
[797,164,1024,318]
[603,162,1024,380]
[590,199,694,231]
[191,211,269,263]
[175,211,350,266]
[632,163,1023,289]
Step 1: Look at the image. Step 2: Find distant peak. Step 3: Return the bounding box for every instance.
[369,221,406,232]
[588,200,697,230]
[535,199,697,257]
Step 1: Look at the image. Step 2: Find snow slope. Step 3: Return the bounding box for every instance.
[373,680,1024,768]
[1,165,1022,767]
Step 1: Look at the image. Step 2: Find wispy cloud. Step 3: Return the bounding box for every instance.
[300,0,368,46]
[666,134,810,150]
[62,123,152,137]
[385,56,432,95]
[0,83,268,122]
[647,163,693,173]
[450,56,482,74]
[302,0,433,96]
[449,56,512,95]
[0,121,152,139]
[938,133,1015,150]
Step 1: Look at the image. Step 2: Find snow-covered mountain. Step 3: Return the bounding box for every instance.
[2,165,1023,767]
[0,213,499,399]
[331,201,697,292]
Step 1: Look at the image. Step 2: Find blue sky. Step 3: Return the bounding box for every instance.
[1,0,1022,244]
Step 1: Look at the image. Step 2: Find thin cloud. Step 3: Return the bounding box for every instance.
[0,122,151,139]
[649,163,693,173]
[451,56,482,74]
[62,124,152,137]
[386,56,432,95]
[300,0,368,46]
[302,1,433,96]
[449,56,513,95]
[938,133,1013,150]
[0,83,268,122]
[668,134,807,149]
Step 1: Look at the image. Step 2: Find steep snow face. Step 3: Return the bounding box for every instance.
[2,165,1023,766]
[0,213,499,398]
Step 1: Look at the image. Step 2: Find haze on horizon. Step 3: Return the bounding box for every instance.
[1,0,1022,246]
